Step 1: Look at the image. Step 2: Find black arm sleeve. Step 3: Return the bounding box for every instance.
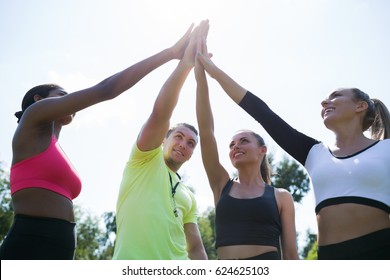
[239,91,320,166]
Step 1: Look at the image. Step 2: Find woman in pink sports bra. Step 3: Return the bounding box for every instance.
[0,25,196,260]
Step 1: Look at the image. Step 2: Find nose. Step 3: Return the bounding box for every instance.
[232,143,240,150]
[178,140,185,149]
[321,98,329,108]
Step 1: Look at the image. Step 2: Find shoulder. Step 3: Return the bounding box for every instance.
[131,142,162,158]
[272,187,294,205]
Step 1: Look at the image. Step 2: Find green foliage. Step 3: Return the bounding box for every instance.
[271,155,310,203]
[0,162,13,244]
[306,241,318,260]
[74,208,116,260]
[300,230,317,259]
[98,211,116,260]
[74,206,103,260]
[198,207,216,259]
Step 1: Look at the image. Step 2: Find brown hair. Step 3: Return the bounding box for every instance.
[238,129,272,184]
[166,123,199,139]
[351,88,390,139]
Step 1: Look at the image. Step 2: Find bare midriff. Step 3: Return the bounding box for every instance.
[11,188,75,222]
[317,203,390,246]
[217,245,278,259]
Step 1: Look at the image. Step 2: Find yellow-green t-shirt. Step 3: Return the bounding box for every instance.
[113,143,198,260]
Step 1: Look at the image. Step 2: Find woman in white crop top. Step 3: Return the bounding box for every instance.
[195,38,390,260]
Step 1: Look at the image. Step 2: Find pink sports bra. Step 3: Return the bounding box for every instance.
[10,135,82,200]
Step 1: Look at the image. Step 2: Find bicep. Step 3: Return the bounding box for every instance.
[25,87,106,125]
[199,133,230,200]
[137,115,169,151]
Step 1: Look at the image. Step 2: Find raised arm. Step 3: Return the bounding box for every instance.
[196,39,247,104]
[23,24,195,127]
[137,20,210,151]
[196,39,319,165]
[195,39,230,203]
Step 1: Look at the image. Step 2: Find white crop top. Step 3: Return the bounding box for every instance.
[305,140,390,214]
[238,91,390,215]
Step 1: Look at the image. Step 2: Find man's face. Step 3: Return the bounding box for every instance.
[163,126,198,168]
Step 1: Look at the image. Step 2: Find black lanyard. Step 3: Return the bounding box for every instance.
[168,172,181,217]
[168,172,181,198]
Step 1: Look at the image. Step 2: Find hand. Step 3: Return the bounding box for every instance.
[182,20,210,67]
[196,37,217,78]
[194,55,206,82]
[169,23,195,60]
[194,36,207,81]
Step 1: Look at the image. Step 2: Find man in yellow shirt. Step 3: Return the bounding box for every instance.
[113,21,209,260]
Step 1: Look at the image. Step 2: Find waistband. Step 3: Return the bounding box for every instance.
[221,251,281,260]
[315,196,390,214]
[241,251,280,260]
[12,214,76,236]
[318,228,390,260]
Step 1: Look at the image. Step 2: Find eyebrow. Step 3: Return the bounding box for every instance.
[175,131,196,143]
[328,90,342,99]
[229,136,248,145]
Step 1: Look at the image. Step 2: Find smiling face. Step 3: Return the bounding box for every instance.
[228,130,266,168]
[163,125,198,171]
[320,88,368,131]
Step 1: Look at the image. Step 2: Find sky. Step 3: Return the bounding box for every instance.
[1,0,390,247]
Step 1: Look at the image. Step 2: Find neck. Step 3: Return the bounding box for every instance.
[333,131,370,149]
[165,159,181,174]
[237,167,265,188]
[327,117,367,145]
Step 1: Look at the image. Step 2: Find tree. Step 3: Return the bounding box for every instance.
[300,230,317,259]
[0,159,114,259]
[198,207,216,259]
[74,208,116,260]
[271,155,310,203]
[306,241,318,260]
[74,206,103,260]
[97,211,116,259]
[0,162,13,244]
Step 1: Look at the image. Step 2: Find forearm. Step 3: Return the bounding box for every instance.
[184,223,208,260]
[188,247,208,260]
[281,240,300,260]
[97,48,175,101]
[239,91,319,165]
[152,61,192,120]
[208,66,247,104]
[195,73,214,135]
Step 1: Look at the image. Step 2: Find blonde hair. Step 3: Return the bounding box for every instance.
[351,88,390,140]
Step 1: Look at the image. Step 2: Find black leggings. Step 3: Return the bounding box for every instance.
[242,251,281,260]
[0,214,76,260]
[318,228,390,260]
[222,251,281,260]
